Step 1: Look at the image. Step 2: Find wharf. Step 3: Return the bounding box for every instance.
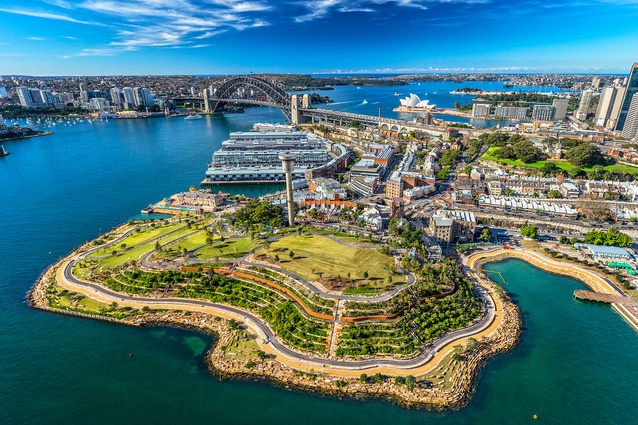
[573,290,638,307]
[201,179,285,186]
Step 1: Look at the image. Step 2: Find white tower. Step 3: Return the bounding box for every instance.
[279,154,296,227]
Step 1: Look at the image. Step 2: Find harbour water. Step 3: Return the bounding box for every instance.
[1,83,637,423]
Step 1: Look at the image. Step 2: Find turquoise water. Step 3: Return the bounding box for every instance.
[1,85,637,423]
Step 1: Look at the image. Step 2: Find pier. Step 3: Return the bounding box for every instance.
[573,290,638,307]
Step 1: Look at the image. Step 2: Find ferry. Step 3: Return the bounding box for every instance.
[0,145,9,157]
[141,205,153,214]
[184,114,203,120]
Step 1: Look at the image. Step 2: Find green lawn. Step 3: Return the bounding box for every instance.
[92,222,186,255]
[176,230,209,251]
[481,146,638,175]
[258,234,395,283]
[195,238,257,259]
[94,241,156,269]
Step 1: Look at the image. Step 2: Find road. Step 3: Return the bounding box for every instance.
[56,254,501,376]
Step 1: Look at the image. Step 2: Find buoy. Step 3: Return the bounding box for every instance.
[129,353,133,357]
[533,414,538,419]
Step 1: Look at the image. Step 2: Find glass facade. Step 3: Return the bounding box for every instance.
[616,63,638,131]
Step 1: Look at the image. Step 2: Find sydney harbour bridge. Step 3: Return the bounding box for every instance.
[171,76,448,136]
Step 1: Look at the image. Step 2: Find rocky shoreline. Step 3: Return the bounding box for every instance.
[28,253,522,410]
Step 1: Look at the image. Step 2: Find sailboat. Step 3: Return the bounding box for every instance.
[0,145,9,157]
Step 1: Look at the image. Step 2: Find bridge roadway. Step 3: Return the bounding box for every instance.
[56,229,501,376]
[299,107,450,134]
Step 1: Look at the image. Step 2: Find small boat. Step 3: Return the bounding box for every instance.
[0,145,9,157]
[394,92,401,96]
[184,114,203,120]
[141,205,153,214]
[362,99,368,104]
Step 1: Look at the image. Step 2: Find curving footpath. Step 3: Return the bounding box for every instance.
[54,252,503,377]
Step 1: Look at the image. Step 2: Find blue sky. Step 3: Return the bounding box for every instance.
[1,0,638,75]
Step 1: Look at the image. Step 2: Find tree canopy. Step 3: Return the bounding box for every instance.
[584,228,632,247]
[520,225,539,239]
[563,144,604,167]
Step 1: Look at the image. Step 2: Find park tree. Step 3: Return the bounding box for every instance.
[359,373,368,384]
[547,189,562,198]
[289,250,295,259]
[588,164,605,180]
[564,144,604,167]
[479,227,492,242]
[542,162,558,176]
[520,225,539,239]
[374,373,383,384]
[363,270,369,279]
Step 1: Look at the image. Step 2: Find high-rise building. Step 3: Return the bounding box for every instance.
[141,88,153,106]
[621,93,638,139]
[608,86,626,130]
[122,87,134,107]
[576,89,593,121]
[39,89,54,106]
[16,87,34,107]
[133,87,152,107]
[591,77,601,90]
[552,99,569,120]
[110,87,123,105]
[595,86,623,127]
[616,62,638,131]
[79,83,88,92]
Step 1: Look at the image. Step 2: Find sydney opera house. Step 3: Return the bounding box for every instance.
[394,93,436,112]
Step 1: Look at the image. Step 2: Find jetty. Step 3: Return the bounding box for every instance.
[573,290,638,307]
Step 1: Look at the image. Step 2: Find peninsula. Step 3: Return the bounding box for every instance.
[27,196,525,409]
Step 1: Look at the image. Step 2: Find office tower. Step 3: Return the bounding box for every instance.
[80,90,90,103]
[552,99,569,120]
[279,154,296,227]
[576,89,593,120]
[616,62,638,131]
[79,83,88,92]
[608,86,626,130]
[621,93,638,139]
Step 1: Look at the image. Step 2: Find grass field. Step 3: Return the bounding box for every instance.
[95,241,156,269]
[481,146,638,175]
[195,238,257,259]
[258,234,395,283]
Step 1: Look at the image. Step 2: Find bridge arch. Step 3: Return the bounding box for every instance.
[208,76,291,119]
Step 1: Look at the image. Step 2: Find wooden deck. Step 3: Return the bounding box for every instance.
[573,290,638,307]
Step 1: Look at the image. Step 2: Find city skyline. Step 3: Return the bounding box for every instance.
[1,0,638,76]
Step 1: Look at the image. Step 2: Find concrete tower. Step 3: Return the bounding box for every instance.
[279,154,296,227]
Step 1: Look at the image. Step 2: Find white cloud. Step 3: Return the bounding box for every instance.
[27,37,46,41]
[0,7,105,25]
